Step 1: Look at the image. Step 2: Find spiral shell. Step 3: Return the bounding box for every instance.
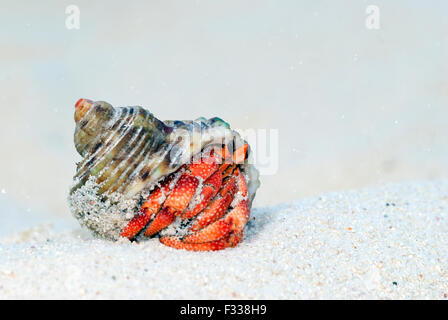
[68,99,260,239]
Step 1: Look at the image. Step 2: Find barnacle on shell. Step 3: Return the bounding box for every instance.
[68,99,260,250]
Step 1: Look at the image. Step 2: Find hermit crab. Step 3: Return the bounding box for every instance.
[68,99,260,251]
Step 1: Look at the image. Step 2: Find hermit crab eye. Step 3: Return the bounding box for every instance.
[68,99,260,251]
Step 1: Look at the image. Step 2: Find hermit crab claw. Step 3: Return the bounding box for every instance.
[68,98,260,251]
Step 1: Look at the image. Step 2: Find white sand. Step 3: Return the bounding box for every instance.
[0,180,447,299]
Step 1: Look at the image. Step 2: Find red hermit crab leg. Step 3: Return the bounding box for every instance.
[159,232,243,252]
[181,169,222,220]
[120,175,174,239]
[120,143,251,252]
[159,168,250,251]
[143,152,221,236]
[180,145,234,220]
[143,174,199,236]
[189,175,237,232]
[182,144,247,221]
[183,168,249,243]
[120,150,222,239]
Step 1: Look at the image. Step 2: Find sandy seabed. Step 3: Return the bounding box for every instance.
[0,180,447,299]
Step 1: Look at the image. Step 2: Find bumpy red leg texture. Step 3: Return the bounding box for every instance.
[121,144,251,252]
[223,169,250,234]
[186,169,249,243]
[181,169,222,219]
[159,232,243,252]
[144,174,199,236]
[144,154,222,236]
[183,220,232,244]
[189,176,236,232]
[160,168,250,251]
[121,153,221,239]
[120,175,174,239]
